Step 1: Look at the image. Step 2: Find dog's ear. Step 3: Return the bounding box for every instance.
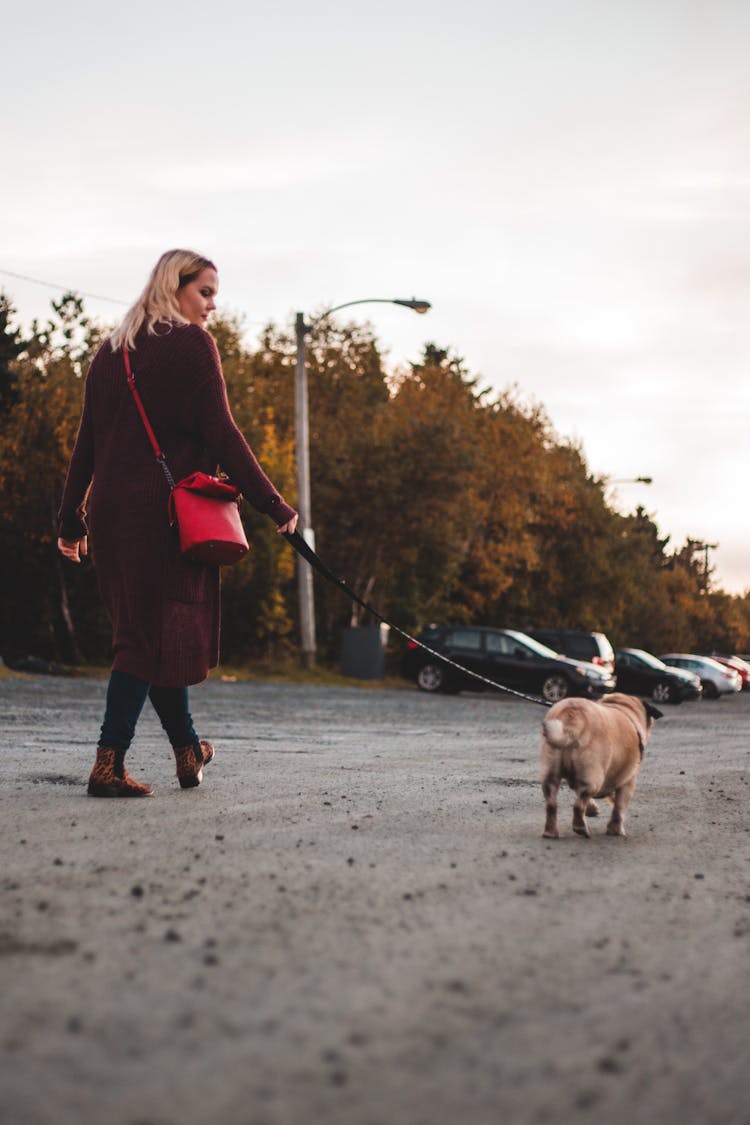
[644,702,663,721]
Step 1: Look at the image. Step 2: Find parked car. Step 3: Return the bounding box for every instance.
[523,628,615,673]
[660,654,742,699]
[614,648,702,704]
[709,654,750,690]
[401,626,616,703]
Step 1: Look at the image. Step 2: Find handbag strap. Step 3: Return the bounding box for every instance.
[122,349,176,489]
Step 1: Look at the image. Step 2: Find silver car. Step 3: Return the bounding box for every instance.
[660,654,742,699]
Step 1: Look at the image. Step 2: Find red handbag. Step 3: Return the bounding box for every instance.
[123,350,249,566]
[169,472,249,564]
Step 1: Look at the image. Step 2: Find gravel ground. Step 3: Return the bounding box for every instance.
[1,674,749,1125]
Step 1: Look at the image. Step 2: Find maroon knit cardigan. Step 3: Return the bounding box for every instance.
[58,323,296,686]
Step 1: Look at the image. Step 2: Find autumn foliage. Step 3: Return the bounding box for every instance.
[2,292,749,669]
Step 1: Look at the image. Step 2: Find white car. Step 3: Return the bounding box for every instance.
[660,654,742,699]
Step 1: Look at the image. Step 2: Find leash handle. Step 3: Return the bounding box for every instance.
[284,530,551,707]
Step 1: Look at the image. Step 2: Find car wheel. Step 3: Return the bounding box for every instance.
[701,679,720,699]
[417,662,448,693]
[652,681,677,705]
[541,674,570,703]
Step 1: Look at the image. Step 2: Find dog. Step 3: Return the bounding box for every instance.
[540,693,662,839]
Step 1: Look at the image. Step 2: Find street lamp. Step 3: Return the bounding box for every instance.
[687,539,719,593]
[294,297,431,667]
[604,476,653,516]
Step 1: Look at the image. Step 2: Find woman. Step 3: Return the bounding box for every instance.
[57,250,297,798]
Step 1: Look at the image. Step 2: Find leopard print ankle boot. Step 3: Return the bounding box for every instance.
[173,740,215,789]
[87,748,154,798]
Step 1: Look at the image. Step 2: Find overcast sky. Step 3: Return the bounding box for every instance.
[3,0,749,592]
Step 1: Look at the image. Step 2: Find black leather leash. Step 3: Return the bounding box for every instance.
[284,530,551,708]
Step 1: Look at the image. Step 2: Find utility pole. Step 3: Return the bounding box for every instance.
[687,539,719,592]
[294,312,316,669]
[293,298,431,668]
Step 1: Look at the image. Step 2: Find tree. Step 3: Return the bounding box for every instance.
[0,295,106,663]
[0,293,27,413]
[2,297,749,671]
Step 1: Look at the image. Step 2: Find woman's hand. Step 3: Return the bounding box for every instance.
[57,536,88,563]
[276,515,298,535]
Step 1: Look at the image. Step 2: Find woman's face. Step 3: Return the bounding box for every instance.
[177,267,218,327]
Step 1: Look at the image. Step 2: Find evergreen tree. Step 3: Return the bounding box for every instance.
[0,293,27,413]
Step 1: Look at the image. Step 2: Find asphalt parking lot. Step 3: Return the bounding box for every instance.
[1,673,749,1125]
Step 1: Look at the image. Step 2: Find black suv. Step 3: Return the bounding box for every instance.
[401,626,616,703]
[523,628,615,673]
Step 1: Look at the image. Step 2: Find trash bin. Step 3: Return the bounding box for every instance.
[340,624,389,680]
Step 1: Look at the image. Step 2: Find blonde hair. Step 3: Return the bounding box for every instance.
[109,249,217,351]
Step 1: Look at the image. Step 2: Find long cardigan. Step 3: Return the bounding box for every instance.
[58,323,296,686]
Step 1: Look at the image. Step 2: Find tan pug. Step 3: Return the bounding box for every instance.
[540,693,662,839]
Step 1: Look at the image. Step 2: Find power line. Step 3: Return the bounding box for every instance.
[0,267,268,326]
[0,267,128,305]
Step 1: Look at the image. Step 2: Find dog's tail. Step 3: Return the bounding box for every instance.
[542,717,578,749]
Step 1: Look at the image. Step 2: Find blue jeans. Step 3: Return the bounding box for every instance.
[99,670,198,752]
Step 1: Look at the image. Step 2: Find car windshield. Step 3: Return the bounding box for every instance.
[503,630,560,659]
[627,649,667,671]
[667,655,724,672]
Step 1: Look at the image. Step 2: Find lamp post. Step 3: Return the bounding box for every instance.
[294,297,431,668]
[686,539,719,593]
[605,476,653,502]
